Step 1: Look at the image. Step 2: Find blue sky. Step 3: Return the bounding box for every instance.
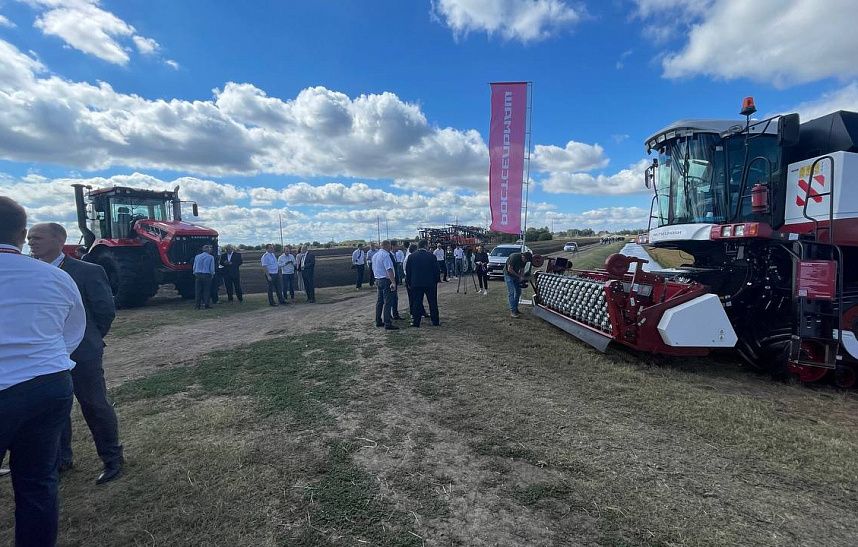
[1,0,857,244]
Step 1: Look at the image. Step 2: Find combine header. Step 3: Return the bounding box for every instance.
[533,99,858,387]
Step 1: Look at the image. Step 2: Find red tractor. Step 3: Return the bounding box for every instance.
[66,184,219,308]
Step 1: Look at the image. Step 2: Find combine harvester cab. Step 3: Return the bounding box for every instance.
[534,99,858,387]
[67,184,218,308]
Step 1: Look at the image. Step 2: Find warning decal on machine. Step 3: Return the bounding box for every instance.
[796,260,836,300]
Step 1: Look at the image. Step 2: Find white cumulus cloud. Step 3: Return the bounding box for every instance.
[540,159,650,195]
[533,140,609,173]
[0,38,489,191]
[433,0,582,43]
[635,0,858,87]
[0,14,16,27]
[785,82,858,122]
[24,0,162,66]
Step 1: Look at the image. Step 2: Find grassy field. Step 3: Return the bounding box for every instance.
[4,268,858,545]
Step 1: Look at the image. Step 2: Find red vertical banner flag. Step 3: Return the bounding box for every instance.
[488,82,527,234]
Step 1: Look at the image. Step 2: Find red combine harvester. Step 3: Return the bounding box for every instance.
[533,99,858,387]
[65,184,218,308]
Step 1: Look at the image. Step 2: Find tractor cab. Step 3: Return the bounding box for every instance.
[82,186,196,241]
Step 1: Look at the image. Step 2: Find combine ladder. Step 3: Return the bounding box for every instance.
[789,156,845,371]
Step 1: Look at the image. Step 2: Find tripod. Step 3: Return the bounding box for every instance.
[456,263,479,294]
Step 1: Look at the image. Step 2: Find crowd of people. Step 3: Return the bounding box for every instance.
[190,243,318,309]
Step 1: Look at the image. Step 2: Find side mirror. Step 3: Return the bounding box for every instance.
[192,203,199,217]
[644,158,658,189]
[778,113,800,147]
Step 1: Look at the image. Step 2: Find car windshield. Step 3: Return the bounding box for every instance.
[490,247,519,257]
[655,133,780,226]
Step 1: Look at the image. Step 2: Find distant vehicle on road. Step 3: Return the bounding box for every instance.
[563,242,578,252]
[487,243,532,278]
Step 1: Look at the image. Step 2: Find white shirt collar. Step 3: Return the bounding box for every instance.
[49,253,65,267]
[0,243,21,251]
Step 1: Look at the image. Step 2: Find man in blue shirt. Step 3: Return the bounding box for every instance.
[193,244,215,309]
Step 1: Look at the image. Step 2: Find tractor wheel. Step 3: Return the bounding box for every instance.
[93,248,157,309]
[174,275,196,299]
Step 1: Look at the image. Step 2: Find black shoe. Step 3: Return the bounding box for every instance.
[204,305,211,309]
[423,312,430,318]
[58,460,74,473]
[411,323,420,328]
[270,303,279,307]
[96,459,123,485]
[309,299,316,303]
[376,322,384,327]
[384,325,400,330]
[431,323,440,327]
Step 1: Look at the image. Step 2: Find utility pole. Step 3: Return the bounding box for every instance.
[377,215,381,244]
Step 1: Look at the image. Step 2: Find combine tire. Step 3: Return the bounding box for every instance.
[93,248,157,308]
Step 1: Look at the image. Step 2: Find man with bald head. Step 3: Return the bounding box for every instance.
[1,200,85,545]
[29,222,123,486]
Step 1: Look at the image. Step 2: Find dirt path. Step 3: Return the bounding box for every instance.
[103,281,474,388]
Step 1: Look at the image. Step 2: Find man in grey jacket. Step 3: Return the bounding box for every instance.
[28,223,123,485]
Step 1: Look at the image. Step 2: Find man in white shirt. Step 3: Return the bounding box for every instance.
[372,240,399,330]
[262,244,286,306]
[278,245,297,301]
[454,244,465,278]
[0,196,85,546]
[366,243,378,287]
[352,243,366,290]
[433,243,448,282]
[392,240,405,285]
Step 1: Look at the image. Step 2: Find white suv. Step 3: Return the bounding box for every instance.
[487,244,532,278]
[563,242,578,252]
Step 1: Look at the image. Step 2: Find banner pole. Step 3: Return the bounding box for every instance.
[279,213,284,249]
[521,82,533,251]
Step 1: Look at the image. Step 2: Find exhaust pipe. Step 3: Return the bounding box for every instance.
[172,185,182,221]
[72,184,96,248]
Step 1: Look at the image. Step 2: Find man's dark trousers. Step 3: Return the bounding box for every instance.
[355,264,365,289]
[267,273,286,305]
[0,371,73,547]
[410,285,439,327]
[302,270,315,302]
[194,273,213,308]
[375,279,395,327]
[368,262,375,286]
[210,271,222,303]
[59,358,122,468]
[224,270,243,301]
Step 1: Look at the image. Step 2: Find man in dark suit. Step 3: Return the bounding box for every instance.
[28,223,123,485]
[298,244,316,303]
[219,244,244,302]
[404,239,440,327]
